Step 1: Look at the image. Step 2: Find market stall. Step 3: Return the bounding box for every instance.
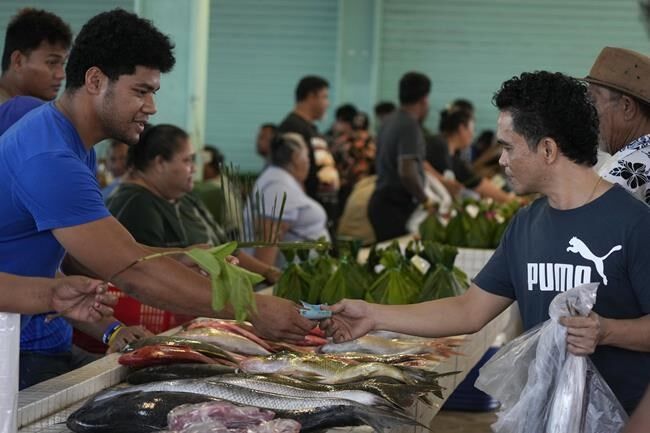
[17,303,512,433]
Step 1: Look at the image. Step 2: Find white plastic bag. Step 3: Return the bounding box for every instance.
[406,173,452,234]
[475,283,628,433]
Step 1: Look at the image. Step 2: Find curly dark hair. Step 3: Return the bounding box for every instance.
[65,9,175,90]
[2,8,72,72]
[493,71,599,166]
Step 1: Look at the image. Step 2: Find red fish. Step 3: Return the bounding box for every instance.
[118,345,218,368]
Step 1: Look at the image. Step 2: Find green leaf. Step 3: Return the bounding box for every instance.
[208,242,238,260]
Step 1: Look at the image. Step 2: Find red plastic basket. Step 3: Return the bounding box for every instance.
[73,285,194,353]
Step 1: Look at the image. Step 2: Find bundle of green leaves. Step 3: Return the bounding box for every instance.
[273,249,312,303]
[186,242,264,322]
[420,198,521,249]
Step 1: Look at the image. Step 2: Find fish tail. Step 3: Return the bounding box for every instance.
[353,405,430,432]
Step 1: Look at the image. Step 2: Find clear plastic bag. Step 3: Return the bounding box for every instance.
[475,283,628,433]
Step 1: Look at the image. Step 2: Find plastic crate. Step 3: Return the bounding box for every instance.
[73,285,194,353]
[442,346,500,411]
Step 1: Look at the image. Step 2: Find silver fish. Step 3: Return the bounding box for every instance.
[211,374,394,408]
[239,352,421,384]
[321,334,460,357]
[90,379,423,432]
[176,328,271,356]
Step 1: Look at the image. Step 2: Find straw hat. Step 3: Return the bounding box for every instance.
[585,47,650,104]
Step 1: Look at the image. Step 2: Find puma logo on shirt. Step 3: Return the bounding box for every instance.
[566,237,622,285]
[527,237,622,291]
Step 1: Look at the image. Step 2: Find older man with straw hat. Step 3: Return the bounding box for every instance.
[586,47,650,204]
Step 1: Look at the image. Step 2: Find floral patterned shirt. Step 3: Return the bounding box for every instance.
[598,134,650,205]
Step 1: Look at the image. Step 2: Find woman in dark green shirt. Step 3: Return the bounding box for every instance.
[106,124,281,283]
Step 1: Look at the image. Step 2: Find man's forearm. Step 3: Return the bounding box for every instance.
[600,314,650,352]
[0,273,53,314]
[372,285,513,337]
[71,316,119,341]
[399,171,427,203]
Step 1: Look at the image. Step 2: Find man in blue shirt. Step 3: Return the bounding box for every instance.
[0,9,313,378]
[0,8,71,104]
[323,71,650,413]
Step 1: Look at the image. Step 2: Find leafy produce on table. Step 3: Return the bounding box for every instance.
[419,198,522,249]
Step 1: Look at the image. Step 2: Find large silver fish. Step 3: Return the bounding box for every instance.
[175,328,271,356]
[210,374,394,408]
[89,380,424,432]
[68,389,421,433]
[320,334,461,357]
[239,352,422,384]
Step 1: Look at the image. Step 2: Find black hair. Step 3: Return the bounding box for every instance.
[474,130,496,150]
[439,108,473,135]
[399,72,431,105]
[270,133,305,168]
[260,123,278,133]
[128,124,188,171]
[493,71,599,166]
[65,9,175,90]
[295,75,329,102]
[335,104,358,124]
[2,8,72,72]
[450,98,475,115]
[108,139,127,151]
[353,112,370,131]
[374,101,396,116]
[204,145,224,174]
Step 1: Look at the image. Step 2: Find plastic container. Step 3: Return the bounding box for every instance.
[442,346,500,411]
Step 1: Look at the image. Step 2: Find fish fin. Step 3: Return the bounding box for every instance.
[353,405,431,432]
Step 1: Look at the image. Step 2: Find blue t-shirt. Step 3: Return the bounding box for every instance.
[474,185,650,413]
[0,101,110,351]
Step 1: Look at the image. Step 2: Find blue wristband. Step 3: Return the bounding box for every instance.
[102,321,123,345]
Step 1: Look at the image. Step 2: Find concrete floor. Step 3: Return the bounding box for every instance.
[431,410,497,433]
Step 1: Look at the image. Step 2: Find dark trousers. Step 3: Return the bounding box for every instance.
[19,345,100,389]
[367,187,417,242]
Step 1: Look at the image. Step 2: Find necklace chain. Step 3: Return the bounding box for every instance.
[584,176,602,206]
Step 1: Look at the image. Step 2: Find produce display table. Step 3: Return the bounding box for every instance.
[18,235,517,433]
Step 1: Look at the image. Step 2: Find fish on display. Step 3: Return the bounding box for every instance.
[176,328,272,356]
[126,364,236,385]
[240,352,429,384]
[185,320,274,352]
[224,374,443,408]
[67,391,218,433]
[88,379,424,432]
[320,334,461,357]
[208,374,396,409]
[118,345,220,368]
[124,336,238,363]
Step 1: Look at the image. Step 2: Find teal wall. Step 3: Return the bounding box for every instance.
[1,0,648,169]
[377,0,650,134]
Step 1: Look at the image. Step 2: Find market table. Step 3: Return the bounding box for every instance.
[18,235,516,433]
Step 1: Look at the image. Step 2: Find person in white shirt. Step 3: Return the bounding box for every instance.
[586,47,650,204]
[249,133,330,267]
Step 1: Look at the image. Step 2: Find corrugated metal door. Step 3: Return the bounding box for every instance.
[206,0,339,172]
[378,0,649,132]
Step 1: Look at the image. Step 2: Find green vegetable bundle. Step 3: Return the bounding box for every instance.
[419,198,521,249]
[186,242,263,322]
[366,249,423,305]
[273,249,312,303]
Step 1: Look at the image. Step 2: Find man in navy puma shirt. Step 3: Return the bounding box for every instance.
[324,71,650,413]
